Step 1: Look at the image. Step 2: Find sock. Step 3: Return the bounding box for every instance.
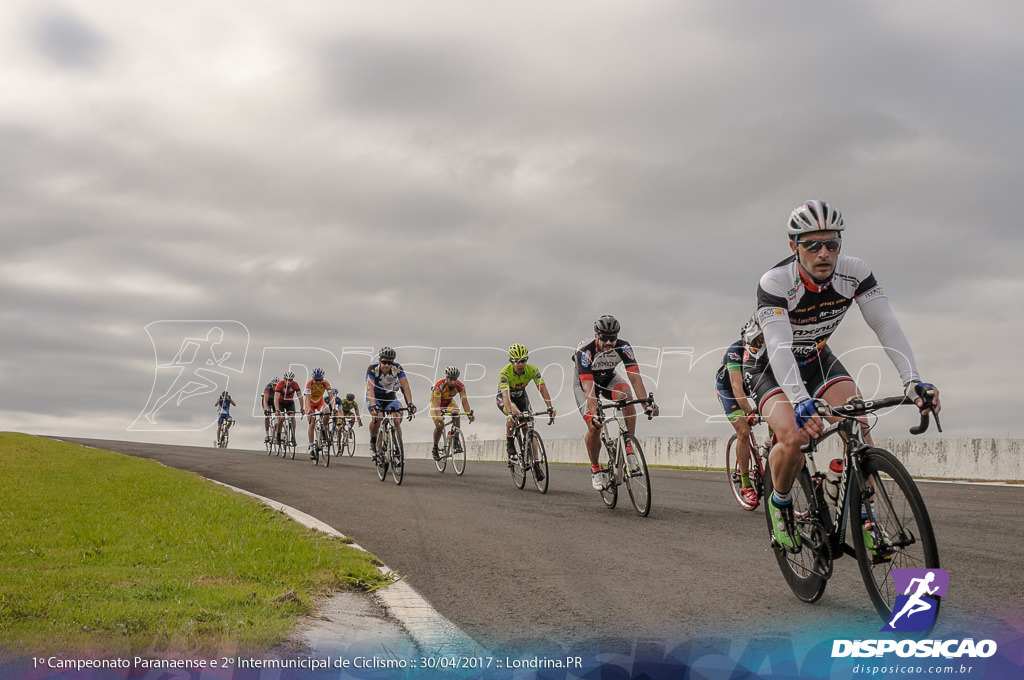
[741,473,751,487]
[591,464,603,474]
[772,489,793,506]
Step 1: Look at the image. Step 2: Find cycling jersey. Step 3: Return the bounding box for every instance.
[339,398,358,416]
[304,379,331,404]
[431,378,466,406]
[261,382,276,408]
[496,363,544,399]
[216,396,232,415]
[274,380,302,402]
[573,337,640,385]
[744,253,918,404]
[714,339,745,388]
[367,362,406,399]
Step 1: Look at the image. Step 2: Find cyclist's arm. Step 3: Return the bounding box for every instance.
[728,368,755,414]
[537,381,553,411]
[579,374,599,417]
[365,377,376,409]
[858,293,920,386]
[760,312,811,405]
[399,375,414,406]
[500,386,518,415]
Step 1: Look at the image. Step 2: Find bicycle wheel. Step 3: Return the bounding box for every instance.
[345,428,356,456]
[600,446,618,509]
[622,433,651,516]
[266,434,273,456]
[726,434,758,511]
[763,463,832,603]
[435,431,448,473]
[851,448,940,625]
[390,429,404,486]
[510,434,527,489]
[529,431,548,494]
[321,428,331,468]
[451,429,467,476]
[375,428,389,481]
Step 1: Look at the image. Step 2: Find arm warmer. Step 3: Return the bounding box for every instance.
[858,294,920,385]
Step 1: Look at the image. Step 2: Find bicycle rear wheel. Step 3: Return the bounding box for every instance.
[530,431,548,494]
[726,434,758,511]
[375,429,389,481]
[435,432,448,473]
[763,463,831,603]
[600,447,618,509]
[851,448,940,626]
[510,435,527,489]
[321,426,331,467]
[451,429,467,476]
[390,429,404,486]
[622,433,651,517]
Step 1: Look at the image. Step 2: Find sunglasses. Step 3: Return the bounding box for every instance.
[597,334,618,343]
[796,238,841,253]
[514,358,528,365]
[379,360,393,365]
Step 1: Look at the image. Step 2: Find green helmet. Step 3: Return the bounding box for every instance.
[508,343,529,361]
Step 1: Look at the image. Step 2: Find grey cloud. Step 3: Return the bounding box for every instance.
[32,11,106,69]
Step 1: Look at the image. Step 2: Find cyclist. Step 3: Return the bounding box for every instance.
[273,371,303,446]
[214,390,236,445]
[574,315,658,490]
[304,367,332,459]
[366,347,416,456]
[744,200,940,551]
[261,376,279,444]
[496,343,554,482]
[429,366,474,460]
[330,389,363,441]
[715,336,759,506]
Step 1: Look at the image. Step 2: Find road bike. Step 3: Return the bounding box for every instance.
[373,406,413,486]
[274,411,298,460]
[335,416,358,457]
[508,409,553,494]
[763,392,941,625]
[725,415,774,511]
[215,418,232,449]
[594,394,655,516]
[311,409,335,467]
[435,411,472,476]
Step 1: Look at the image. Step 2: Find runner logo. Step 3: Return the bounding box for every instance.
[881,568,948,632]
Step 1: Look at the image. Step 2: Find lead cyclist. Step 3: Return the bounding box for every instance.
[743,200,941,551]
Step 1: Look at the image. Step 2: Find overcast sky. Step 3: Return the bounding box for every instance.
[3,1,1022,449]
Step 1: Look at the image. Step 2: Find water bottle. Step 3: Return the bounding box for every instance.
[824,458,843,506]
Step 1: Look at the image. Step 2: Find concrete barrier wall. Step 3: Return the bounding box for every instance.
[401,436,1024,482]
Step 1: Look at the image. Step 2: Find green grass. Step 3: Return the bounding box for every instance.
[0,433,392,657]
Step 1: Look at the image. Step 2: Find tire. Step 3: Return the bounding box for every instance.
[851,448,940,626]
[321,427,331,468]
[726,434,758,511]
[375,429,389,481]
[600,443,618,509]
[622,433,651,516]
[510,434,527,490]
[390,429,404,486]
[763,462,832,603]
[435,431,448,473]
[451,429,467,476]
[345,428,356,456]
[529,431,549,494]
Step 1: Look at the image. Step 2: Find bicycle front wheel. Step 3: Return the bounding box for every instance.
[600,448,618,509]
[510,436,527,490]
[763,463,831,603]
[530,431,548,494]
[451,429,467,476]
[346,428,356,456]
[375,430,389,481]
[321,429,332,467]
[622,433,651,516]
[851,448,940,625]
[435,432,448,473]
[390,429,404,486]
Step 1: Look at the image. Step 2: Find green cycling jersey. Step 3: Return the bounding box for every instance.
[497,363,545,398]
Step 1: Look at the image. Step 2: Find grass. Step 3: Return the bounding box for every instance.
[0,433,392,658]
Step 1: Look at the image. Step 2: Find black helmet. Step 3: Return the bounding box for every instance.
[594,315,620,335]
[378,346,397,361]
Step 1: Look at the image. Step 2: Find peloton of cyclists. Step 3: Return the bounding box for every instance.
[429,366,475,460]
[743,200,940,552]
[574,315,659,490]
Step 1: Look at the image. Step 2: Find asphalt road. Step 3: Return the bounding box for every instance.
[60,437,1023,655]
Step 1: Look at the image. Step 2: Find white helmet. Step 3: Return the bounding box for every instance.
[787,200,844,237]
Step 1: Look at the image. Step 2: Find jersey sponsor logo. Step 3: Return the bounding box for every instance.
[622,344,635,362]
[859,285,885,302]
[757,307,785,325]
[580,350,593,369]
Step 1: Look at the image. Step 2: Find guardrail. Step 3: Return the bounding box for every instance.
[399,436,1024,482]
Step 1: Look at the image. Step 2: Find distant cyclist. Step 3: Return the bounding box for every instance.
[715,336,759,506]
[366,347,416,455]
[214,391,236,445]
[330,389,363,440]
[496,343,554,482]
[304,368,332,459]
[273,371,303,446]
[744,200,940,551]
[574,315,658,490]
[429,366,474,460]
[261,376,279,444]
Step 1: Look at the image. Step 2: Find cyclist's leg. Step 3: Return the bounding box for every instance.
[431,407,444,456]
[607,374,637,435]
[573,376,603,471]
